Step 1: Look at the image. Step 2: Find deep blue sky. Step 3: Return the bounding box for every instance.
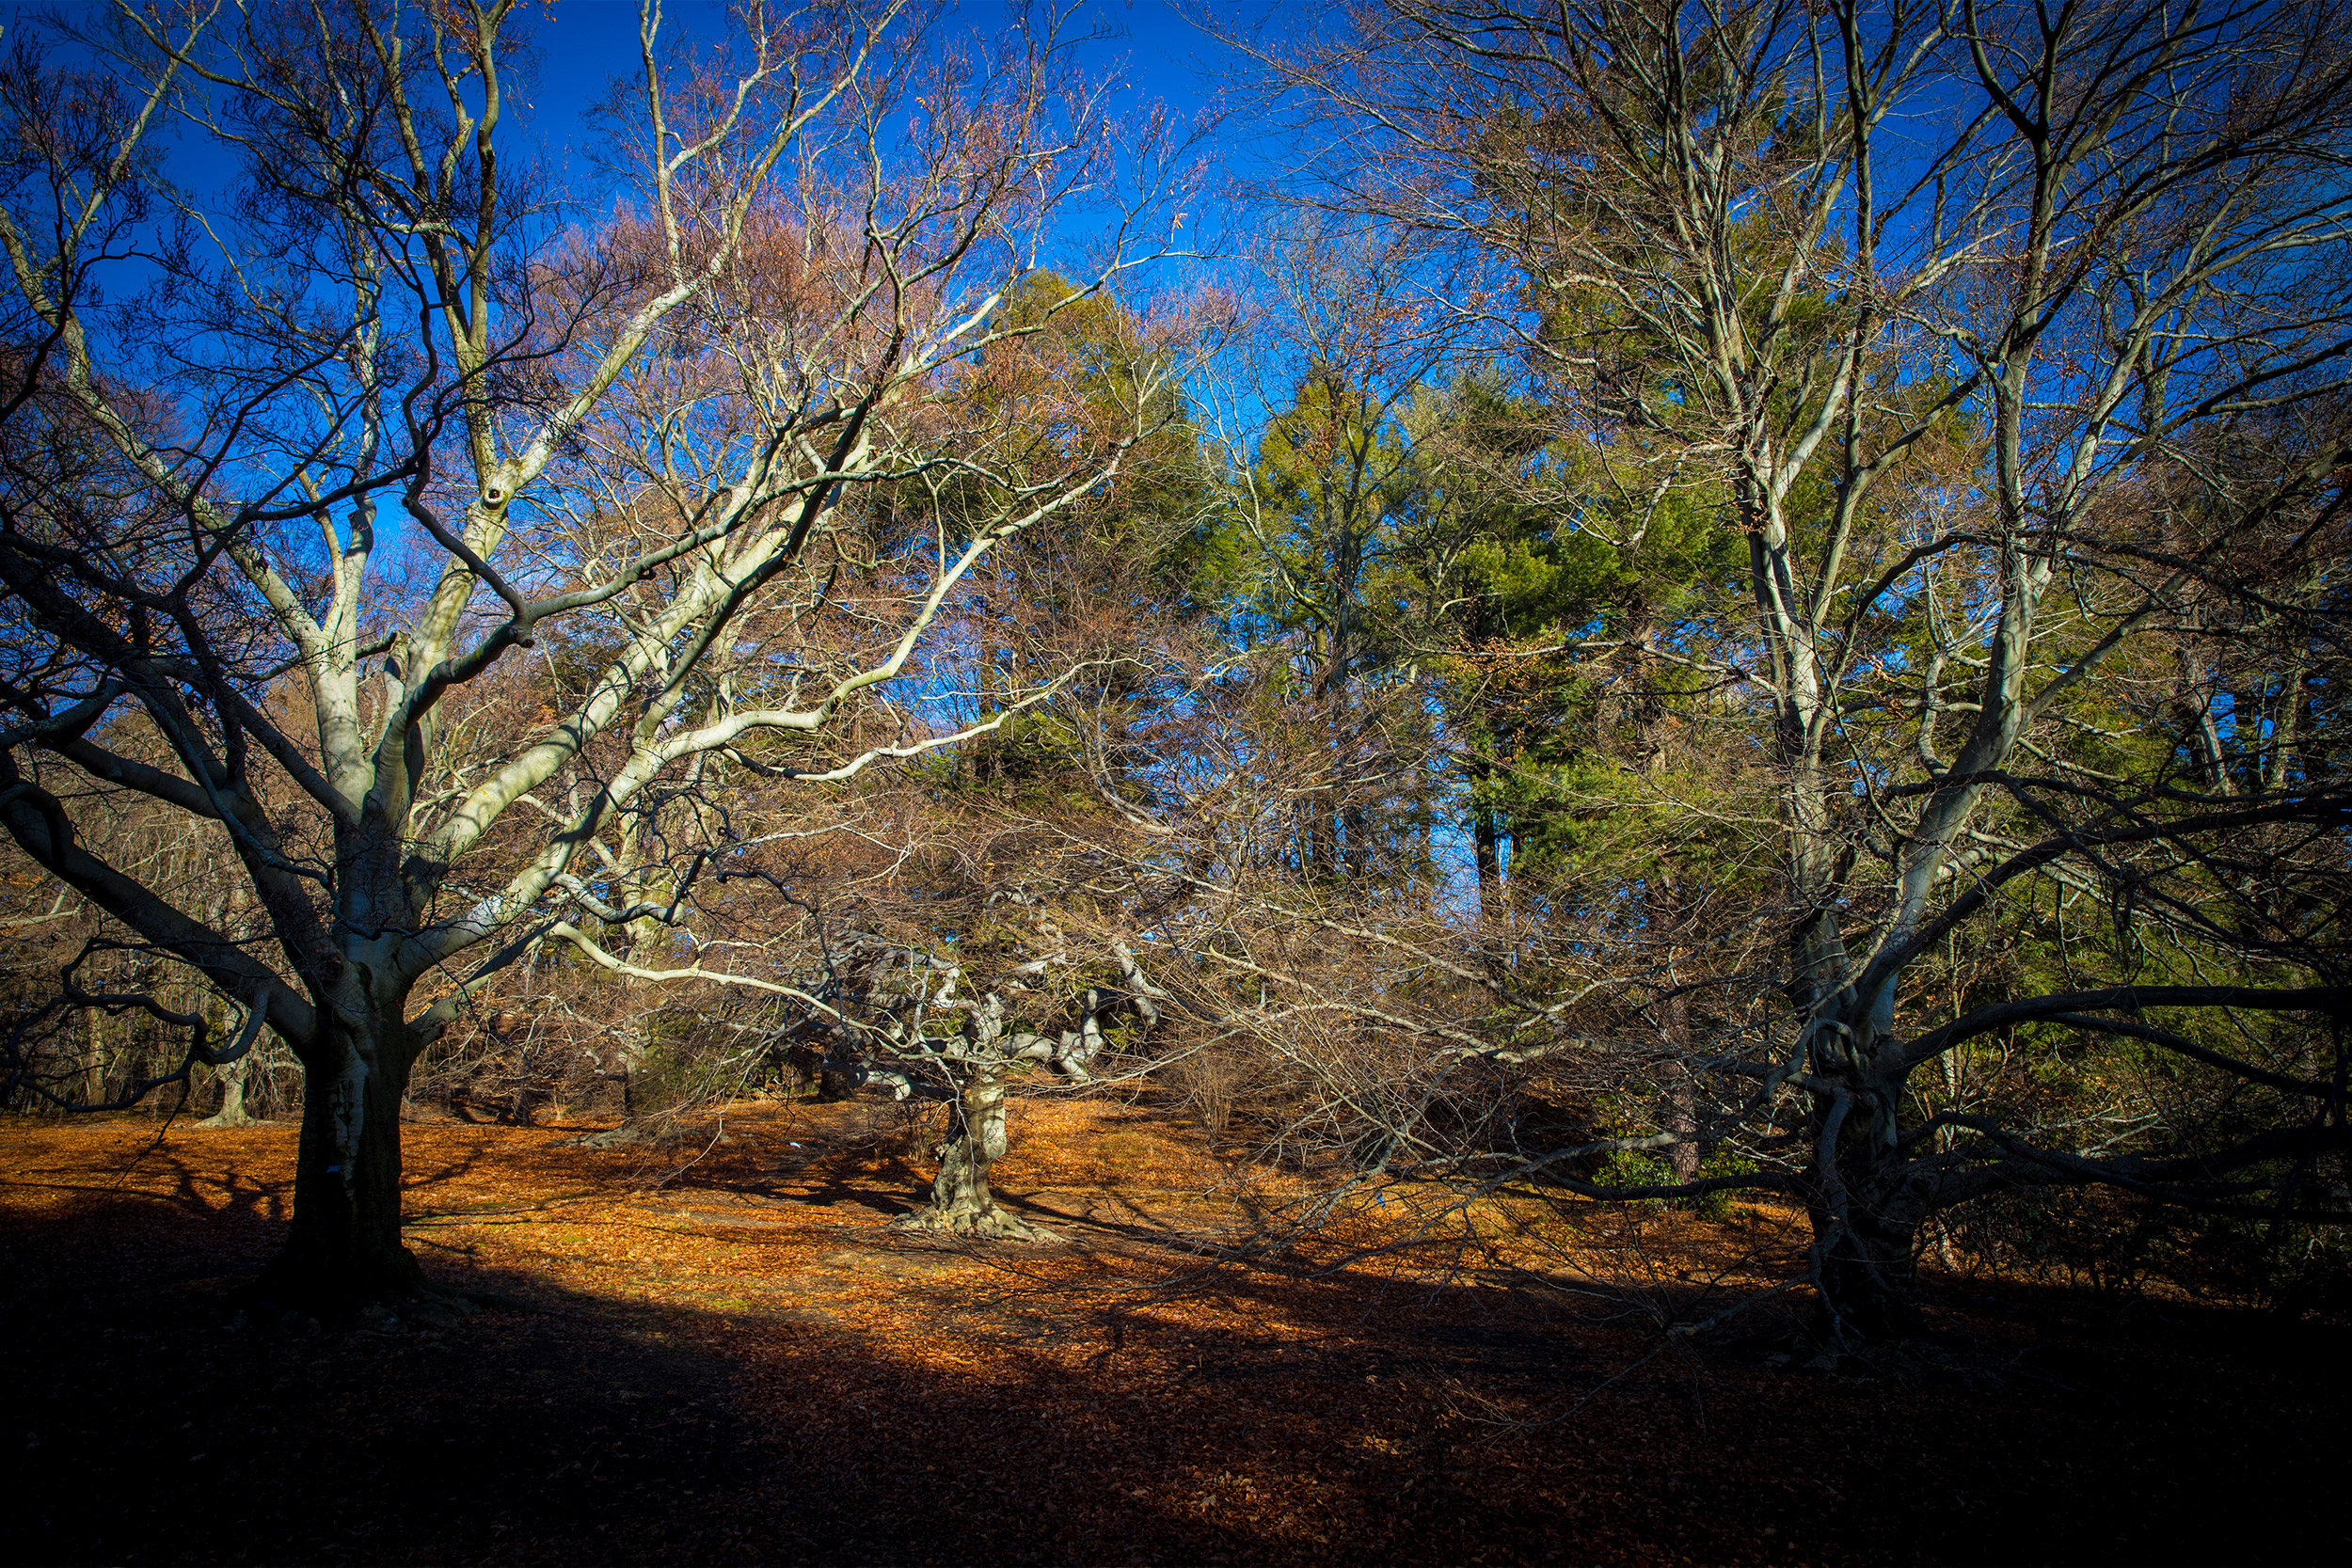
[514,1,1270,198]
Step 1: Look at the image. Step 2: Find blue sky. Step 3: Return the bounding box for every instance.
[513,1,1270,195]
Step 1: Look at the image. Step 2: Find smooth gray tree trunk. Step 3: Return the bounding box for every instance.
[196,1055,255,1128]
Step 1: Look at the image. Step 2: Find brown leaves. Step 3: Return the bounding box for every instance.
[3,1102,2348,1565]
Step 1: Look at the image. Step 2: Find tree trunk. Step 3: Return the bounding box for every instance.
[1798,1068,1928,1346]
[197,885,258,1129]
[817,1047,865,1102]
[893,1068,1055,1242]
[1803,1198,1921,1346]
[1471,798,1504,924]
[197,1054,254,1129]
[256,1017,429,1310]
[1664,1060,1700,1184]
[1646,860,1699,1182]
[78,1010,104,1106]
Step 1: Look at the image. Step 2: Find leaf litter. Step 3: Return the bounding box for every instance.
[2,1098,2344,1565]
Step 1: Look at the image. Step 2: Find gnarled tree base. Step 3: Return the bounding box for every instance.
[1811,1285,1922,1349]
[890,1202,1059,1243]
[196,1067,256,1128]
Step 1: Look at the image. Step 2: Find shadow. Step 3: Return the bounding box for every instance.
[0,1138,293,1310]
[480,1104,932,1221]
[754,1143,925,1217]
[6,1124,2349,1567]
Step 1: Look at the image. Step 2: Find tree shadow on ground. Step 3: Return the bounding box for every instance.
[5,1165,2349,1568]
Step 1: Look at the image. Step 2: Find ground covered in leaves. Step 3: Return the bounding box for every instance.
[3,1098,2344,1566]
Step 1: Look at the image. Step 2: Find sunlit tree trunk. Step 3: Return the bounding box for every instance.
[893,1063,1054,1243]
[196,1053,253,1129]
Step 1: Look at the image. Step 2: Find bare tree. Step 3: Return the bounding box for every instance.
[0,0,1186,1308]
[1246,0,2352,1339]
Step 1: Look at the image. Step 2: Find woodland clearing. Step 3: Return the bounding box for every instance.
[3,1100,2344,1567]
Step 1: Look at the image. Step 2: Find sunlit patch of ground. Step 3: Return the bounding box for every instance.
[3,1100,2344,1566]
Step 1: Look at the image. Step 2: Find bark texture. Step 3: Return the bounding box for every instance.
[893,1069,1056,1243]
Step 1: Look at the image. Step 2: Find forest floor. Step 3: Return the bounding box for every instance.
[2,1096,2344,1567]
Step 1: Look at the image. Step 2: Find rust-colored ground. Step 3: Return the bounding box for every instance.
[2,1099,2343,1566]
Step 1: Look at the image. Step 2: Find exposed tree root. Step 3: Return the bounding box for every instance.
[890,1203,1060,1243]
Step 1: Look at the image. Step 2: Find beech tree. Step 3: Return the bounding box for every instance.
[0,0,1184,1307]
[523,271,1214,1229]
[1255,0,2352,1339]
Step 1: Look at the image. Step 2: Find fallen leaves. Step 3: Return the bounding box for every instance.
[1,1101,2346,1565]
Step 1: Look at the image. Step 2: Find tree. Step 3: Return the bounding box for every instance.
[526,271,1216,1223]
[0,0,1186,1309]
[1259,0,2352,1339]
